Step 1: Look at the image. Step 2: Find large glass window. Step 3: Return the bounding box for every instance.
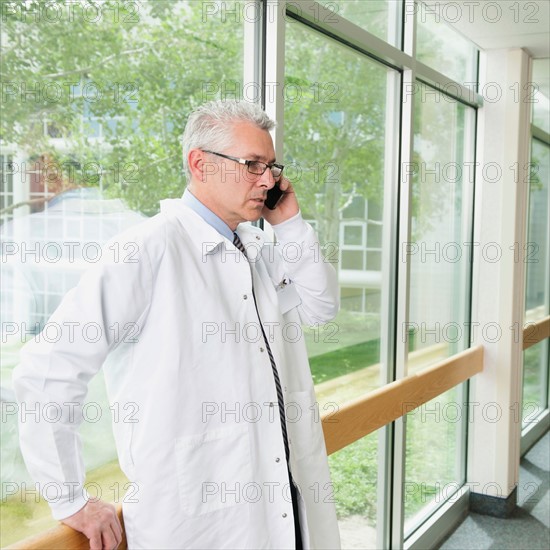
[284,19,399,547]
[1,1,482,547]
[0,1,244,544]
[404,82,475,535]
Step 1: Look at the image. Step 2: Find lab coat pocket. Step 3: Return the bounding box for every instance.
[175,424,252,517]
[287,388,326,462]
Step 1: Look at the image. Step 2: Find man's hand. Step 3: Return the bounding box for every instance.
[262,177,300,226]
[61,499,122,550]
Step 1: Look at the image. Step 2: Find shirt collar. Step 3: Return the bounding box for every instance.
[181,188,234,242]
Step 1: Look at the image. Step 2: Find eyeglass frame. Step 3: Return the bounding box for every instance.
[201,149,284,180]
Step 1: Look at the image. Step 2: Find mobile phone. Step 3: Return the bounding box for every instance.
[264,182,284,210]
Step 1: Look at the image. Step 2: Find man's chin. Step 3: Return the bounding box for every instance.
[244,208,264,222]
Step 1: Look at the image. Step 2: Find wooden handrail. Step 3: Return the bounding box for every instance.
[321,345,484,454]
[9,314,549,550]
[7,345,486,549]
[6,505,126,550]
[523,315,550,350]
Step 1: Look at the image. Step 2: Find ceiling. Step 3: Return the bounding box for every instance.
[421,0,549,58]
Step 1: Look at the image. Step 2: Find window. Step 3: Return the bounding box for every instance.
[0,1,244,544]
[284,17,399,547]
[415,1,477,82]
[521,57,550,435]
[522,138,550,427]
[0,154,15,224]
[2,1,483,547]
[404,82,475,535]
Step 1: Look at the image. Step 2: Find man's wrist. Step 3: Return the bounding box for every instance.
[271,210,307,243]
[53,487,89,521]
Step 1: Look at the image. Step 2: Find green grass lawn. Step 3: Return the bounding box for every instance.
[309,338,380,385]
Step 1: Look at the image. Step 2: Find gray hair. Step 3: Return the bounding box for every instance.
[181,100,276,182]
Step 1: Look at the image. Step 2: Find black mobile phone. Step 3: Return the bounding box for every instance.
[264,182,284,210]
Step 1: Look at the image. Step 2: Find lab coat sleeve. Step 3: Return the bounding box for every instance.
[271,211,339,325]
[12,230,155,520]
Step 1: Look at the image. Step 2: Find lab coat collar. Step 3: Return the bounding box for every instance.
[159,198,267,258]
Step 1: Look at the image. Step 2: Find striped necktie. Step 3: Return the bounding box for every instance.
[232,232,248,257]
[233,232,291,462]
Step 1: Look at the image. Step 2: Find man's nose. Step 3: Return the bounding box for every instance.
[258,168,276,189]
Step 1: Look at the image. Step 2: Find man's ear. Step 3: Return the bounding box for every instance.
[188,148,206,182]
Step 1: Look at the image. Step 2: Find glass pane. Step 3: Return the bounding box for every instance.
[285,21,396,394]
[344,224,364,246]
[532,59,550,133]
[284,20,399,544]
[0,1,244,544]
[522,340,549,425]
[0,154,15,224]
[404,82,475,536]
[405,386,466,524]
[366,251,381,271]
[342,250,365,270]
[415,2,477,82]
[367,223,382,248]
[522,138,550,426]
[318,0,401,47]
[328,432,380,549]
[525,140,550,314]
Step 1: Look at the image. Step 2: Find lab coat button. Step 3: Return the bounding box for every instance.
[269,402,274,407]
[260,347,265,352]
[243,294,248,300]
[275,457,280,463]
[282,513,287,518]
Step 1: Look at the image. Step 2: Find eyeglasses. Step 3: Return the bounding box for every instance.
[202,150,284,180]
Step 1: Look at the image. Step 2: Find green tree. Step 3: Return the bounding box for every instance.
[1,0,243,216]
[1,0,390,239]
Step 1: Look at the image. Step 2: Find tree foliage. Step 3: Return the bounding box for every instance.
[2,0,459,241]
[2,0,243,216]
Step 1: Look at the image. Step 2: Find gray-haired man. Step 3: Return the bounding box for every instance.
[14,100,341,549]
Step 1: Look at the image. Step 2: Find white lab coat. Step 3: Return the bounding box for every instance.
[13,199,342,549]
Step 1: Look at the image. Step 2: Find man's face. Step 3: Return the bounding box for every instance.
[195,122,278,229]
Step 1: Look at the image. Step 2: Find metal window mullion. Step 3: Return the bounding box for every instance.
[392,69,415,550]
[260,0,285,240]
[243,1,264,108]
[531,125,550,146]
[546,142,550,412]
[392,2,416,547]
[415,62,483,108]
[377,63,402,550]
[460,103,479,491]
[264,0,285,155]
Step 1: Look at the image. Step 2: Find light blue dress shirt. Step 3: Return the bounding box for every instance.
[181,188,235,241]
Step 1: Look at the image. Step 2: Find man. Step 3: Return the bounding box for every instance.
[14,100,341,549]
